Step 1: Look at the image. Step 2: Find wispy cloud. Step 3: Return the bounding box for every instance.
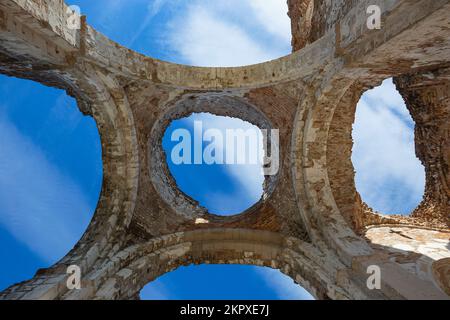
[255,267,314,300]
[188,113,265,203]
[0,114,93,264]
[167,6,272,67]
[127,0,168,47]
[247,0,292,43]
[352,78,425,214]
[165,0,290,66]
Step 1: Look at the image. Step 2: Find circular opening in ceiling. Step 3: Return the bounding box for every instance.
[162,113,265,216]
[351,78,425,215]
[149,94,279,219]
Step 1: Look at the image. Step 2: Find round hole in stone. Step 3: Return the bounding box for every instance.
[351,78,425,215]
[162,112,265,216]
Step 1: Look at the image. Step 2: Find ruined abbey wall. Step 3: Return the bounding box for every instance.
[0,0,449,299]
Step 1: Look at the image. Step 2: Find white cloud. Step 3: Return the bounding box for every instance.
[0,115,93,264]
[12,0,309,300]
[74,0,291,66]
[190,113,264,201]
[352,78,425,214]
[165,0,291,66]
[168,6,273,67]
[256,267,315,300]
[168,113,264,214]
[248,0,291,42]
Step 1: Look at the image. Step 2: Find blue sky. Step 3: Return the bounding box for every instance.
[0,0,424,299]
[163,113,265,215]
[352,78,425,214]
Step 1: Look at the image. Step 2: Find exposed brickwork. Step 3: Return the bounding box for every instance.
[394,70,450,229]
[0,0,449,300]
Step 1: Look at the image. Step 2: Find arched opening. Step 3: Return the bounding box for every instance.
[140,264,314,300]
[149,93,279,220]
[0,75,102,291]
[162,113,265,216]
[66,0,291,66]
[352,78,425,215]
[88,229,328,301]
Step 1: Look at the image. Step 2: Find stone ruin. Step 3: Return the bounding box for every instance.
[0,0,449,299]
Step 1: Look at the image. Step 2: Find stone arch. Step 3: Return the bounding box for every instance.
[293,70,450,299]
[0,64,140,299]
[74,18,335,91]
[325,73,449,236]
[297,65,450,260]
[292,70,374,265]
[63,229,348,300]
[1,0,449,301]
[58,65,140,266]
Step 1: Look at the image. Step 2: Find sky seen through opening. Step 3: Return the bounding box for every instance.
[0,0,424,300]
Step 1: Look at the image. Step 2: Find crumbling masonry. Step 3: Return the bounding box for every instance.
[0,0,449,299]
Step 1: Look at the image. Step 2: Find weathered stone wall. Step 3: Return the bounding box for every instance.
[366,226,450,297]
[394,69,450,228]
[289,0,450,232]
[288,0,359,51]
[0,0,449,300]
